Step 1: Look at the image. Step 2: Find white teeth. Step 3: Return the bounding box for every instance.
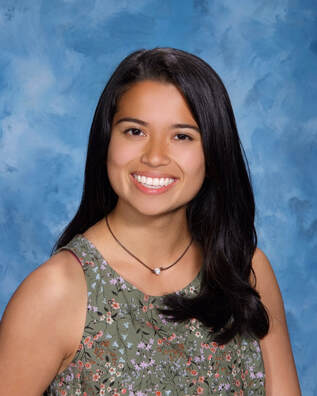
[133,174,175,188]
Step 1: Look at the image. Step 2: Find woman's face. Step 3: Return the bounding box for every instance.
[107,80,205,217]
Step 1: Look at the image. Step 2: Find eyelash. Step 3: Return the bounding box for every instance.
[174,133,193,141]
[124,128,145,137]
[124,128,193,141]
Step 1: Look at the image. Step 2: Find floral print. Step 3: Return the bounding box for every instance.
[44,235,265,395]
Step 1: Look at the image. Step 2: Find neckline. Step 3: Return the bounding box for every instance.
[77,234,203,299]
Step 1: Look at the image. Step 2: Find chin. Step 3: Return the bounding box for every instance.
[135,206,178,218]
[122,199,185,218]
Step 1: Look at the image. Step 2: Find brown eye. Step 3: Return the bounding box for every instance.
[124,128,145,136]
[174,133,193,141]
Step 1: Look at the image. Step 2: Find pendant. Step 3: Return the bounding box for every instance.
[153,267,161,275]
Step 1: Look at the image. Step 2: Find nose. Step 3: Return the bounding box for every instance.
[140,137,170,167]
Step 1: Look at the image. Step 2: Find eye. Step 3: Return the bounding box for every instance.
[124,128,146,137]
[174,133,193,141]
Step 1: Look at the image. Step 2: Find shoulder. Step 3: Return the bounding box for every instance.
[251,247,273,277]
[12,249,86,309]
[251,248,279,294]
[0,250,87,393]
[251,248,301,395]
[1,249,87,347]
[251,248,285,326]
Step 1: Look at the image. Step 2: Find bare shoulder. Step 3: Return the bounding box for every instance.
[252,247,274,279]
[251,248,301,396]
[35,249,86,295]
[251,248,280,302]
[251,248,289,326]
[0,250,87,395]
[3,250,86,320]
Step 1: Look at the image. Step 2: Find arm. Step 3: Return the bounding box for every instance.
[252,248,301,396]
[0,251,87,396]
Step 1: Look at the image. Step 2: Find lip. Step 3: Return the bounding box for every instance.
[130,173,178,195]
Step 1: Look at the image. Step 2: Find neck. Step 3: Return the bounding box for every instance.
[107,205,192,264]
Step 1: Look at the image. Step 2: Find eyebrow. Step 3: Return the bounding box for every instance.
[114,117,200,133]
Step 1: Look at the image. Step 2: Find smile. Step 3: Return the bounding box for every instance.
[132,174,175,189]
[131,173,177,194]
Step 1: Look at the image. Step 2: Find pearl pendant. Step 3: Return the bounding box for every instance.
[153,267,161,275]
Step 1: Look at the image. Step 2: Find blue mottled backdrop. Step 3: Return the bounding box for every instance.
[0,0,316,394]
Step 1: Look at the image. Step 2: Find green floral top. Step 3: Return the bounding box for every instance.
[44,235,265,396]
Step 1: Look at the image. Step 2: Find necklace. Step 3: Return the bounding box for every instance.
[105,216,193,275]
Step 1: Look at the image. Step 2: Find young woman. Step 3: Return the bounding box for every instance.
[0,48,301,395]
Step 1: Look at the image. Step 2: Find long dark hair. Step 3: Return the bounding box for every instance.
[52,47,269,344]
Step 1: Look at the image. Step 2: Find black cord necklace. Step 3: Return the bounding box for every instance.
[105,216,193,275]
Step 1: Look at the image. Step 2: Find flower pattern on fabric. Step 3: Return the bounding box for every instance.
[44,235,265,396]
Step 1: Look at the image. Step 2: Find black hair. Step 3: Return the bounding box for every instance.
[52,47,269,344]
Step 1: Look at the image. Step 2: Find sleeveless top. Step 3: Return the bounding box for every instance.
[44,235,265,396]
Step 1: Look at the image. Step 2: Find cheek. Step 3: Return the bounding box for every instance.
[107,138,139,174]
[180,149,205,182]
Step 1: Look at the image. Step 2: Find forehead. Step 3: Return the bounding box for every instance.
[113,80,197,125]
